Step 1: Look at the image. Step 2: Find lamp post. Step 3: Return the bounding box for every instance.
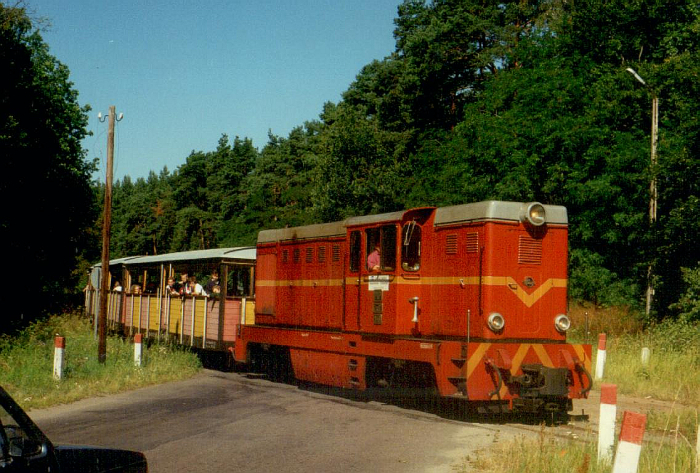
[626,67,658,317]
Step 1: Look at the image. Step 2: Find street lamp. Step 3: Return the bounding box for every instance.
[626,67,658,317]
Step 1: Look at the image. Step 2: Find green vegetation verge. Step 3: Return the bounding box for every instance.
[0,313,201,410]
[570,305,700,406]
[467,424,697,473]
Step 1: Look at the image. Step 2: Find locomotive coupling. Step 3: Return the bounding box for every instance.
[511,364,569,397]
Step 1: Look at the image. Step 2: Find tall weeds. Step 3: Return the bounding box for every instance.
[0,313,201,410]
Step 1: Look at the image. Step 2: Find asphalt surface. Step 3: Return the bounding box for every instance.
[28,370,537,472]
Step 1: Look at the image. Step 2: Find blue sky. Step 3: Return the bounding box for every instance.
[26,0,401,180]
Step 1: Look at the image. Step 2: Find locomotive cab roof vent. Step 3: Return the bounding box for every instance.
[521,202,546,227]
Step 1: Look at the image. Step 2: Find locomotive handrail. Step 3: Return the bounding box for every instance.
[576,361,593,397]
[485,358,504,399]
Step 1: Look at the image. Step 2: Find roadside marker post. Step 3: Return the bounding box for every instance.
[640,347,650,367]
[612,411,646,473]
[53,336,65,380]
[598,383,617,464]
[134,333,143,367]
[595,333,607,380]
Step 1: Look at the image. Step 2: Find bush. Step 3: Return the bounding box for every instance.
[668,265,700,322]
[569,249,639,307]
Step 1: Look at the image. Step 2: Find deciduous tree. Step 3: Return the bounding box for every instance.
[0,4,95,328]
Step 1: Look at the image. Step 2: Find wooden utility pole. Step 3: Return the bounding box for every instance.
[645,94,658,318]
[626,68,658,318]
[98,106,116,363]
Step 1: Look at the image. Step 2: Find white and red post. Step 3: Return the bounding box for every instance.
[598,383,617,464]
[595,333,607,380]
[134,333,143,367]
[53,336,65,380]
[611,411,647,473]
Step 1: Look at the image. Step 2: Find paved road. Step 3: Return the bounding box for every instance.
[28,370,535,472]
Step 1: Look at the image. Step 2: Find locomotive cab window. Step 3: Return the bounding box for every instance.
[366,225,396,272]
[401,221,421,271]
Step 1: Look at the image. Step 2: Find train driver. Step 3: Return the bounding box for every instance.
[367,243,381,272]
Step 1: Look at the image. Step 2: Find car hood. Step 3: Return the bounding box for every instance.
[54,444,147,472]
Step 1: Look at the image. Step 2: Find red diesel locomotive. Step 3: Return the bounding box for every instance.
[234,200,592,414]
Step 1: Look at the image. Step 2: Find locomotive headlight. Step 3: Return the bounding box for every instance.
[487,312,505,333]
[554,314,571,333]
[521,202,546,227]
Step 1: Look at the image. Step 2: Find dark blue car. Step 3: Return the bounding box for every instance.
[0,387,147,472]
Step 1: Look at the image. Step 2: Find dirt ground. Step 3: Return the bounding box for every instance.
[545,387,696,445]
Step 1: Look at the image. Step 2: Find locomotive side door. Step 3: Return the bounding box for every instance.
[344,225,398,333]
[359,225,397,333]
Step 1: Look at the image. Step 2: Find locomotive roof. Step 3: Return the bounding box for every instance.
[257,221,347,244]
[93,247,256,268]
[257,201,568,244]
[257,209,410,243]
[434,201,568,226]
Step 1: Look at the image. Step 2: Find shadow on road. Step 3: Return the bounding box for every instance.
[229,369,588,427]
[192,350,590,427]
[296,383,586,426]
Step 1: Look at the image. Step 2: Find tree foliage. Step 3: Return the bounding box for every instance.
[32,0,698,321]
[0,4,95,329]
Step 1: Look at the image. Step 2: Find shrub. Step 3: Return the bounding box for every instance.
[669,265,700,322]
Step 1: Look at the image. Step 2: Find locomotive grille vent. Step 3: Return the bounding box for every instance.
[466,232,479,253]
[293,248,300,263]
[332,245,341,262]
[282,250,288,263]
[306,247,314,263]
[446,234,458,255]
[318,246,327,263]
[518,236,542,265]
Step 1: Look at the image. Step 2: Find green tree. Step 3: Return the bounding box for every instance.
[0,4,95,329]
[392,0,554,131]
[669,264,700,322]
[204,134,257,245]
[237,125,320,240]
[314,102,409,221]
[404,0,700,314]
[109,169,176,257]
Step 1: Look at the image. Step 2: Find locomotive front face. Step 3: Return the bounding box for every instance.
[431,201,570,342]
[480,203,570,342]
[428,202,590,409]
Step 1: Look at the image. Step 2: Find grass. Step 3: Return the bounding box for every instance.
[0,313,201,410]
[463,305,700,472]
[570,305,700,437]
[464,424,697,473]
